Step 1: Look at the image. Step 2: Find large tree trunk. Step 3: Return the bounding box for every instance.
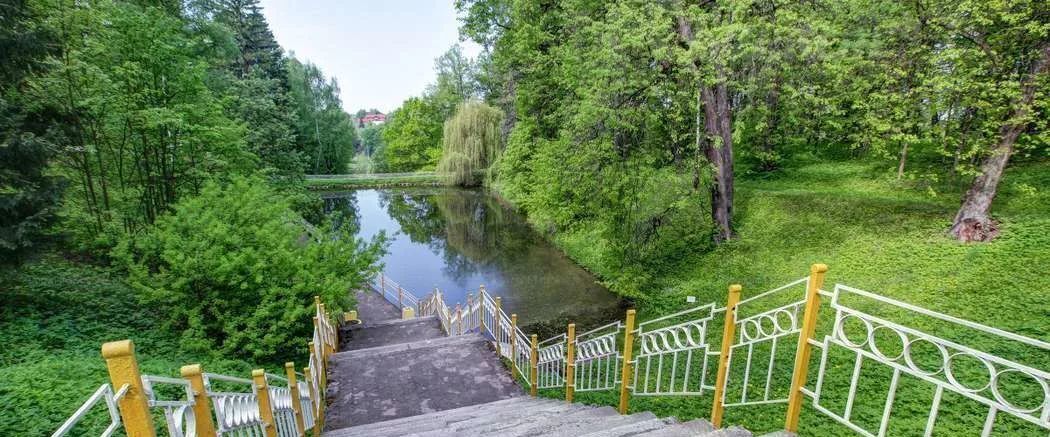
[949,44,1049,242]
[679,14,735,243]
[702,83,736,243]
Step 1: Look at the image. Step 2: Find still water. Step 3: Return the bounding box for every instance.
[323,188,622,329]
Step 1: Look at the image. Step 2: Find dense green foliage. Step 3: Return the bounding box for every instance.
[115,176,385,362]
[288,57,359,174]
[454,0,1049,271]
[0,0,63,264]
[0,259,256,436]
[0,0,360,255]
[379,97,444,171]
[438,101,504,186]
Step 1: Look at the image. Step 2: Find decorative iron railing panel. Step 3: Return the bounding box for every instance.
[266,374,300,437]
[632,303,719,396]
[801,284,1050,437]
[573,321,623,392]
[722,278,809,409]
[538,334,567,389]
[141,374,197,437]
[204,373,266,436]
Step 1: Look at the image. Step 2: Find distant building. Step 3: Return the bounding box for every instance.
[359,112,386,126]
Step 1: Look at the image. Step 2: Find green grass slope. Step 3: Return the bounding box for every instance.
[546,161,1050,435]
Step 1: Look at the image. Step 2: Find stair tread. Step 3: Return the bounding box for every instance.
[634,418,717,437]
[321,396,539,436]
[575,417,674,437]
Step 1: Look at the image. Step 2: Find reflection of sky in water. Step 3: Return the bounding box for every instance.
[356,189,500,300]
[326,188,620,325]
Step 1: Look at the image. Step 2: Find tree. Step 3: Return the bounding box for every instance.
[429,44,480,119]
[359,124,385,156]
[287,57,358,174]
[206,0,303,179]
[0,0,63,263]
[438,101,504,186]
[938,1,1049,241]
[380,97,443,172]
[27,0,251,250]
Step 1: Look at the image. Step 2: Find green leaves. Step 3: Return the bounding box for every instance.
[115,175,386,363]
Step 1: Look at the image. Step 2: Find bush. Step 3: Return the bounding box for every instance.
[114,176,385,363]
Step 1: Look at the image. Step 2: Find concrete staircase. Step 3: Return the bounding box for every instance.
[324,396,751,437]
[322,290,754,437]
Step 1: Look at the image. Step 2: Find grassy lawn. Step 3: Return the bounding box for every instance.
[0,259,258,436]
[305,172,441,190]
[542,160,1050,435]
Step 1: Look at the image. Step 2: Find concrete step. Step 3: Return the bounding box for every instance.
[634,418,717,436]
[543,409,656,437]
[323,397,562,437]
[402,399,591,437]
[330,331,480,359]
[574,415,674,437]
[324,333,523,429]
[339,316,445,351]
[324,395,755,437]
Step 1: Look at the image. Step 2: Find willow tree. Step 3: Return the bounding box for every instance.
[438,101,504,186]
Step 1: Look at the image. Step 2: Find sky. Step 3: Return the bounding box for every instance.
[259,0,481,113]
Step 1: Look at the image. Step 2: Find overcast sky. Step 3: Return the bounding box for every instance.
[260,0,480,113]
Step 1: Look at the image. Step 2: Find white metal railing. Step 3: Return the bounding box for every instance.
[537,334,567,389]
[573,321,623,392]
[722,278,809,408]
[370,273,420,314]
[51,384,129,437]
[204,372,265,436]
[632,303,720,396]
[141,375,197,436]
[802,284,1050,437]
[265,374,300,437]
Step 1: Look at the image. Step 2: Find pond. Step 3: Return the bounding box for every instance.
[323,188,624,332]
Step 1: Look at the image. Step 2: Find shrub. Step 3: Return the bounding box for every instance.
[114,176,385,363]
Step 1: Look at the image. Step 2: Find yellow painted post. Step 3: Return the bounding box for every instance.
[530,334,539,397]
[565,323,576,403]
[785,264,829,432]
[618,309,637,414]
[252,370,278,437]
[100,340,156,437]
[711,284,742,428]
[495,297,503,356]
[285,363,306,436]
[326,310,338,353]
[402,307,415,320]
[345,310,358,323]
[181,364,218,437]
[303,367,322,437]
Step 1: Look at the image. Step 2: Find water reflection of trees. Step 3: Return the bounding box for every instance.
[379,189,511,282]
[322,192,361,234]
